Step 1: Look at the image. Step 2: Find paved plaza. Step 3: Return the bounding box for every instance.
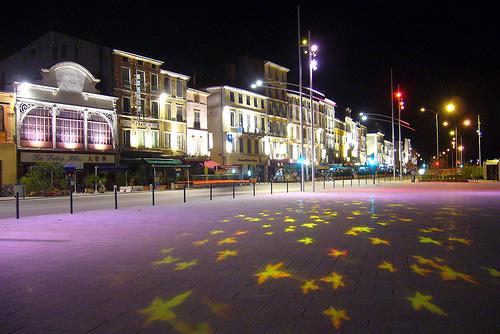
[1,183,499,333]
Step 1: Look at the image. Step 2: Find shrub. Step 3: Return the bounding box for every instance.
[19,162,67,195]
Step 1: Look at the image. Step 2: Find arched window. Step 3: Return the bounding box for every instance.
[56,110,84,149]
[20,107,52,147]
[87,113,113,150]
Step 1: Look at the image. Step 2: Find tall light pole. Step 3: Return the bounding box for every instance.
[419,107,439,160]
[395,90,404,181]
[297,5,305,191]
[308,30,316,192]
[390,70,395,181]
[477,114,482,166]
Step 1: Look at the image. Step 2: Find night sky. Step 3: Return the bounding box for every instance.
[1,1,497,162]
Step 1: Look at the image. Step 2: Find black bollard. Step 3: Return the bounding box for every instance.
[70,185,73,214]
[286,180,289,193]
[184,184,187,203]
[365,177,368,185]
[210,183,213,200]
[323,178,326,189]
[333,177,335,188]
[151,184,155,206]
[114,185,118,209]
[350,178,353,187]
[270,180,273,194]
[342,178,344,187]
[16,192,19,219]
[253,182,256,196]
[232,182,235,198]
[358,177,360,186]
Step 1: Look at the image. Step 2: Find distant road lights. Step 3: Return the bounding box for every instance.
[310,44,318,52]
[420,107,426,112]
[445,103,456,113]
[449,130,455,136]
[361,115,368,121]
[463,119,471,126]
[442,121,449,127]
[418,168,426,176]
[447,148,450,152]
[395,92,402,99]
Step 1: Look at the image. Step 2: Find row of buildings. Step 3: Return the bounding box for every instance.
[0,31,416,188]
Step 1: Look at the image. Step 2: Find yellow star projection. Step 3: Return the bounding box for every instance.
[210,230,224,235]
[301,280,320,294]
[284,226,296,232]
[418,236,442,246]
[217,237,237,246]
[301,223,317,228]
[369,237,390,246]
[407,292,448,316]
[160,248,175,254]
[139,290,192,325]
[323,307,351,330]
[448,236,473,245]
[482,267,500,278]
[297,237,314,245]
[192,239,209,246]
[320,272,345,290]
[152,255,180,266]
[216,249,238,262]
[378,261,397,273]
[174,260,198,271]
[255,262,291,284]
[410,264,432,276]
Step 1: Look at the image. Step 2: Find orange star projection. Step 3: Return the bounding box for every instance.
[255,263,291,284]
[328,249,348,258]
[140,290,192,325]
[448,236,473,245]
[216,249,238,262]
[323,307,351,330]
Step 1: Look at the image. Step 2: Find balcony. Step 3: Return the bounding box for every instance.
[193,121,201,130]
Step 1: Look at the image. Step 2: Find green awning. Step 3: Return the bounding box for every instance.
[145,159,190,168]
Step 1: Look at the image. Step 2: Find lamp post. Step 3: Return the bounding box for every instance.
[395,91,404,181]
[419,107,439,161]
[307,31,318,191]
[477,114,482,166]
[297,5,305,191]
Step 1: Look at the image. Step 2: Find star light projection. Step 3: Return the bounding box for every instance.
[138,198,492,333]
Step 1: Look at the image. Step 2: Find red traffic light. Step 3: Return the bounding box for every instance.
[395,91,402,99]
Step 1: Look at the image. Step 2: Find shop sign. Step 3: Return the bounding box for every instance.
[20,152,116,164]
[120,119,159,129]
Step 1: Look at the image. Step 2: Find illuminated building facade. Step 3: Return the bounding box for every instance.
[333,118,346,163]
[0,91,17,186]
[15,62,117,172]
[366,132,385,165]
[383,139,394,167]
[186,88,212,157]
[206,86,269,180]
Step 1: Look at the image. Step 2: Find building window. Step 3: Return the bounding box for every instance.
[254,97,258,107]
[87,114,113,148]
[123,129,131,147]
[255,139,259,154]
[238,94,243,104]
[165,104,172,120]
[165,132,171,148]
[137,60,144,66]
[137,98,145,115]
[151,73,158,92]
[0,105,4,132]
[20,108,52,145]
[261,100,265,109]
[247,139,252,153]
[52,46,58,60]
[176,80,183,98]
[56,110,84,147]
[152,130,159,148]
[230,92,235,102]
[246,95,250,106]
[239,138,244,153]
[151,101,159,118]
[121,67,131,88]
[137,71,145,91]
[177,133,185,151]
[239,114,243,127]
[176,106,184,122]
[137,129,145,147]
[230,111,235,127]
[164,77,171,95]
[194,111,200,129]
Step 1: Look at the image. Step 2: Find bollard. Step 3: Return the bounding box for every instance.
[286,180,289,193]
[70,185,73,214]
[151,183,155,206]
[323,178,326,189]
[342,178,344,187]
[333,177,335,188]
[365,177,368,185]
[16,192,20,219]
[350,178,353,187]
[210,183,213,200]
[253,182,256,196]
[184,184,187,203]
[358,178,360,186]
[232,182,235,198]
[114,185,118,209]
[270,180,273,194]
[373,174,376,184]
[300,180,303,192]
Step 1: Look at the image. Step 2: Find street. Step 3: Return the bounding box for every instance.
[0,182,499,333]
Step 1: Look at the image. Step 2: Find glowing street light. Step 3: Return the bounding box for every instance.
[463,119,471,126]
[445,103,455,112]
[442,121,449,127]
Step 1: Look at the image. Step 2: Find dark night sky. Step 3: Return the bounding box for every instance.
[1,1,498,162]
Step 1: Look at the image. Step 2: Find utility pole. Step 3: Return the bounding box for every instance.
[390,69,396,181]
[477,114,482,166]
[297,5,305,191]
[308,30,316,192]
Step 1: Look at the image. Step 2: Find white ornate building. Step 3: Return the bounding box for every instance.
[15,62,118,170]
